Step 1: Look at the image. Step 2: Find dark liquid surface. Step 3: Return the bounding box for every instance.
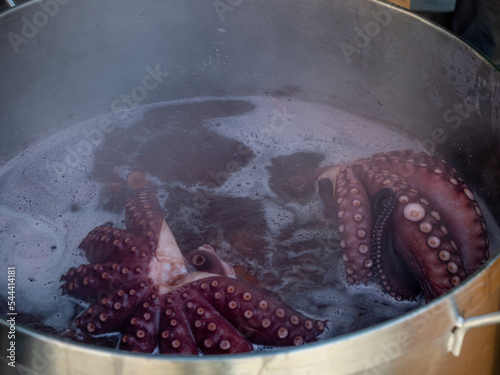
[1,97,496,345]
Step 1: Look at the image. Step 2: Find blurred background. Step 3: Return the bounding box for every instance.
[412,0,500,66]
[1,0,499,65]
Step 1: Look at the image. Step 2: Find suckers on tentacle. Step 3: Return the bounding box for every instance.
[318,150,489,301]
[61,190,325,354]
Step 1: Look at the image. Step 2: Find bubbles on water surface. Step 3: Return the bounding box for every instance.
[0,96,479,342]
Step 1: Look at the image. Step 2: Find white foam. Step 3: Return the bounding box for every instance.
[0,96,497,340]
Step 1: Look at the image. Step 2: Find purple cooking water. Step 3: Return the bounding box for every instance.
[0,97,498,345]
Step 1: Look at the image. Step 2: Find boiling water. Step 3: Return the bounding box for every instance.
[0,97,498,345]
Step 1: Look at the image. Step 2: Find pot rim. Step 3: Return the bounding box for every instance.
[2,250,499,361]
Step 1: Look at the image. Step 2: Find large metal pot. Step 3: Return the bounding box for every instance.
[1,0,499,374]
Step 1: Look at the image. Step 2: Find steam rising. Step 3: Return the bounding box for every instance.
[2,97,495,340]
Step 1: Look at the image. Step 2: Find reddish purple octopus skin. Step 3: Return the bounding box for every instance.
[318,150,490,301]
[61,191,325,355]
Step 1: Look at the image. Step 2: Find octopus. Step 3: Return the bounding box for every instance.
[317,150,490,301]
[60,191,325,355]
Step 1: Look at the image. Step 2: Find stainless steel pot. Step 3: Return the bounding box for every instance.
[1,0,500,374]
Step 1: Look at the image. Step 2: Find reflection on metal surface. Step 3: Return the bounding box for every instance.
[4,0,16,8]
[1,256,499,374]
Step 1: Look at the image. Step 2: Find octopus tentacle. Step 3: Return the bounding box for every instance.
[370,188,420,301]
[79,225,152,264]
[74,281,151,335]
[185,244,236,278]
[324,165,373,284]
[365,151,489,274]
[60,261,146,300]
[120,291,161,353]
[159,293,199,355]
[62,191,326,354]
[355,163,467,300]
[183,295,254,354]
[319,150,486,301]
[124,191,165,240]
[198,276,325,346]
[390,190,466,300]
[317,177,336,216]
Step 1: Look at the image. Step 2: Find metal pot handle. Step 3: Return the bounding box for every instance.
[447,310,500,356]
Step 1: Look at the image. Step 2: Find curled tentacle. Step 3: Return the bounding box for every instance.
[370,188,419,301]
[185,245,236,278]
[318,150,488,301]
[62,191,325,354]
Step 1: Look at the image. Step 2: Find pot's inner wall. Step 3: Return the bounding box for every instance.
[1,0,499,163]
